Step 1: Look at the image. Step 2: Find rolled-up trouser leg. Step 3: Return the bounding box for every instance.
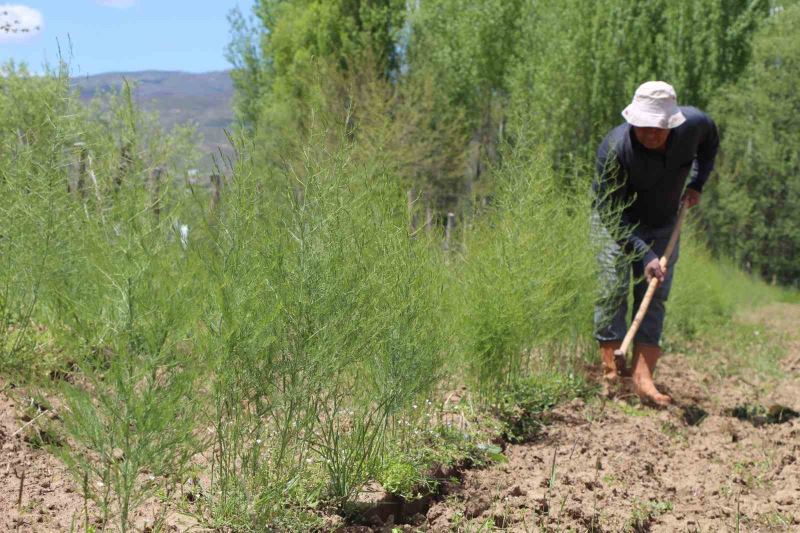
[593,214,630,342]
[631,226,680,346]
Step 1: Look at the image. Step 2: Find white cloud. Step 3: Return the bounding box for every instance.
[0,4,43,43]
[97,0,136,8]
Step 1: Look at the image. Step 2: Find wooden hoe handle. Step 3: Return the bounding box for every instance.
[614,202,689,358]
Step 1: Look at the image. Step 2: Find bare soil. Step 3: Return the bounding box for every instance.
[425,303,800,532]
[1,304,799,532]
[0,385,88,532]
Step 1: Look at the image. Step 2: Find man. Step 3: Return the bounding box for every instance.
[593,81,719,407]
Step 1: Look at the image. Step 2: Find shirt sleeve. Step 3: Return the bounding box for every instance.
[686,113,720,193]
[593,138,658,265]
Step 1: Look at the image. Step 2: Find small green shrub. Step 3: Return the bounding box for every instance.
[196,129,450,525]
[379,459,425,500]
[451,150,598,397]
[492,370,588,443]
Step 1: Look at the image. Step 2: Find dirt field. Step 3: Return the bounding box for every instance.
[425,304,800,532]
[1,304,799,532]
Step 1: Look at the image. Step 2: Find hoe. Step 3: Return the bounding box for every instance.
[614,201,688,373]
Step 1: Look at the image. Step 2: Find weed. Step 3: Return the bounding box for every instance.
[614,401,652,418]
[729,403,800,426]
[492,372,589,443]
[756,510,793,528]
[627,498,672,531]
[379,458,429,500]
[659,421,686,441]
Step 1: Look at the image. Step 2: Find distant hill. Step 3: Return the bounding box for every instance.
[72,70,235,167]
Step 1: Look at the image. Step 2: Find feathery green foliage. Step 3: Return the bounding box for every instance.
[506,0,768,167]
[451,150,597,395]
[196,129,450,525]
[664,223,787,345]
[1,0,798,529]
[703,4,800,285]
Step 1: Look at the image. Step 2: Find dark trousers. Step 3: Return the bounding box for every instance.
[592,212,679,346]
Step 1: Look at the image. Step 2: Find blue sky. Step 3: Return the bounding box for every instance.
[1,1,253,75]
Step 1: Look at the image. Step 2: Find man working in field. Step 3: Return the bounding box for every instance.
[593,81,719,406]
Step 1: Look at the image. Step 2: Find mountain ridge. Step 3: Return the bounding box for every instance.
[72,70,235,166]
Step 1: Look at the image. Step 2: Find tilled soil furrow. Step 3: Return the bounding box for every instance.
[426,304,800,532]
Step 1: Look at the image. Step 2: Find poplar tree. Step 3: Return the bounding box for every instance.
[703,3,800,284]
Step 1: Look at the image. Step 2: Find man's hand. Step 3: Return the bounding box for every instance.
[682,188,701,208]
[645,258,666,284]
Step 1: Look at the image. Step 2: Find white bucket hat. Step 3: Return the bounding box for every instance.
[622,81,686,129]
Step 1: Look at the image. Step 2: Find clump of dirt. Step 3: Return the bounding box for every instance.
[681,404,708,426]
[728,403,800,426]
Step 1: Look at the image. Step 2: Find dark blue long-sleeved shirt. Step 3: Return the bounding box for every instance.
[593,106,719,264]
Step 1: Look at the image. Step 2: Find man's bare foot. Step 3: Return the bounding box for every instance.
[631,344,671,408]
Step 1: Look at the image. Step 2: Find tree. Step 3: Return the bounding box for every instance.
[227,0,468,209]
[506,0,768,170]
[703,3,800,285]
[405,0,524,199]
[227,0,406,134]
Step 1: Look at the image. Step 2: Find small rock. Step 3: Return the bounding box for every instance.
[322,514,344,530]
[112,448,125,461]
[566,503,584,519]
[464,496,490,518]
[504,485,525,498]
[408,513,425,526]
[584,480,600,491]
[426,504,443,522]
[774,490,795,506]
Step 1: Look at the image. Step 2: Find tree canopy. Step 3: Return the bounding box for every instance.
[226,0,799,284]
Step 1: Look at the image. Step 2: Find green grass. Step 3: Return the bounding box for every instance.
[664,224,796,350]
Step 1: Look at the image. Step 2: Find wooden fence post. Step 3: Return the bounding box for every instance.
[210,173,222,212]
[425,206,433,234]
[116,142,132,191]
[444,212,456,251]
[424,190,433,234]
[150,166,163,220]
[74,142,87,198]
[407,187,418,234]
